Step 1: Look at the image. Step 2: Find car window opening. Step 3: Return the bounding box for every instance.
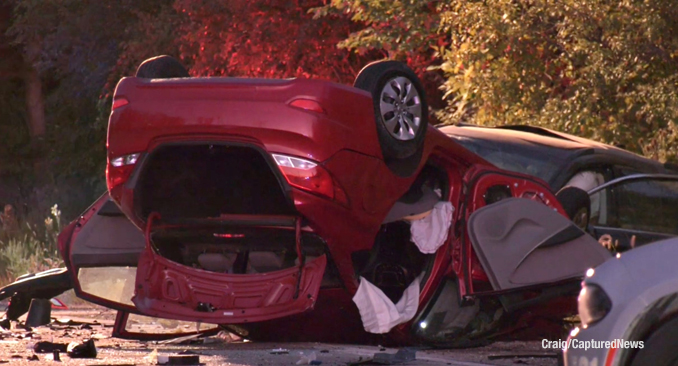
[449,135,565,183]
[352,164,454,333]
[136,144,294,220]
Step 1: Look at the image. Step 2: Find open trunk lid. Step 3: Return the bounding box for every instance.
[133,213,327,323]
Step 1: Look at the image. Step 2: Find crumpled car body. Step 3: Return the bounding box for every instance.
[42,74,614,344]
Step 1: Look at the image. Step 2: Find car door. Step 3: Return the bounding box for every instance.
[60,193,220,338]
[59,193,144,311]
[587,174,678,251]
[462,169,612,293]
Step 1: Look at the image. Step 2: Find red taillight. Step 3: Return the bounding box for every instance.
[107,153,141,200]
[272,154,348,206]
[106,164,134,201]
[288,98,325,114]
[112,97,129,110]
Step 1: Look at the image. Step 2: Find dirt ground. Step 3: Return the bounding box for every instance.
[0,300,561,366]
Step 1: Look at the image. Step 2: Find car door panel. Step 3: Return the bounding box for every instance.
[69,198,144,267]
[59,193,144,311]
[467,198,611,291]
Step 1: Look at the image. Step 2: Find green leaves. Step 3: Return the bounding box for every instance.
[330,0,678,162]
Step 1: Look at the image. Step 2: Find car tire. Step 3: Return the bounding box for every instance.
[629,315,678,366]
[135,55,189,78]
[354,60,428,162]
[555,186,590,230]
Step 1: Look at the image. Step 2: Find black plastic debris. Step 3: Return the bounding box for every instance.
[156,354,200,365]
[350,348,417,365]
[27,354,39,361]
[25,299,52,327]
[67,339,97,358]
[0,268,72,327]
[53,351,61,362]
[34,341,68,353]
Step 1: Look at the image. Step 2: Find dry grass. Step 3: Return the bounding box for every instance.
[0,204,64,287]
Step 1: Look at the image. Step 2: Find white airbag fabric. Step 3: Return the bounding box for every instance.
[352,275,421,334]
[410,201,454,254]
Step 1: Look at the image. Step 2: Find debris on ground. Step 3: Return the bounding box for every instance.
[350,348,417,365]
[178,350,200,355]
[54,317,114,328]
[157,334,202,345]
[144,349,159,363]
[270,348,289,355]
[155,330,239,346]
[33,341,68,353]
[90,333,108,340]
[296,351,319,365]
[214,330,242,343]
[156,354,200,365]
[67,338,97,358]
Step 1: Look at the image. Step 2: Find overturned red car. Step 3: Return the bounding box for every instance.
[14,56,612,345]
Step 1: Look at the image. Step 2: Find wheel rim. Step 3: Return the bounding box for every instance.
[379,76,422,141]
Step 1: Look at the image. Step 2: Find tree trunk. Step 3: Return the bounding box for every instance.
[23,42,48,190]
[23,64,45,139]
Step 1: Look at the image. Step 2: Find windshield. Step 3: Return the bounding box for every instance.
[449,135,565,184]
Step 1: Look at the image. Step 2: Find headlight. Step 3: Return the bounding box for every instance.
[578,283,612,328]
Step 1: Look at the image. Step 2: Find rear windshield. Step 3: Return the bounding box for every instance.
[449,135,566,184]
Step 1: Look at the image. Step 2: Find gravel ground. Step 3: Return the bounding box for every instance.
[0,304,561,366]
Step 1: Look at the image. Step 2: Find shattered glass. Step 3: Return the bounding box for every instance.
[78,267,136,306]
[124,313,218,334]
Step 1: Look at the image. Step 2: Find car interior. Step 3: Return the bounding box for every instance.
[352,164,450,303]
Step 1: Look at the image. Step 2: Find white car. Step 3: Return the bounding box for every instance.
[564,237,678,366]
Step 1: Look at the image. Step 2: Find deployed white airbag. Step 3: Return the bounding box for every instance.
[410,201,454,254]
[352,275,421,334]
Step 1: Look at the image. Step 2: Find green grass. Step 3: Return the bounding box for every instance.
[0,204,64,286]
